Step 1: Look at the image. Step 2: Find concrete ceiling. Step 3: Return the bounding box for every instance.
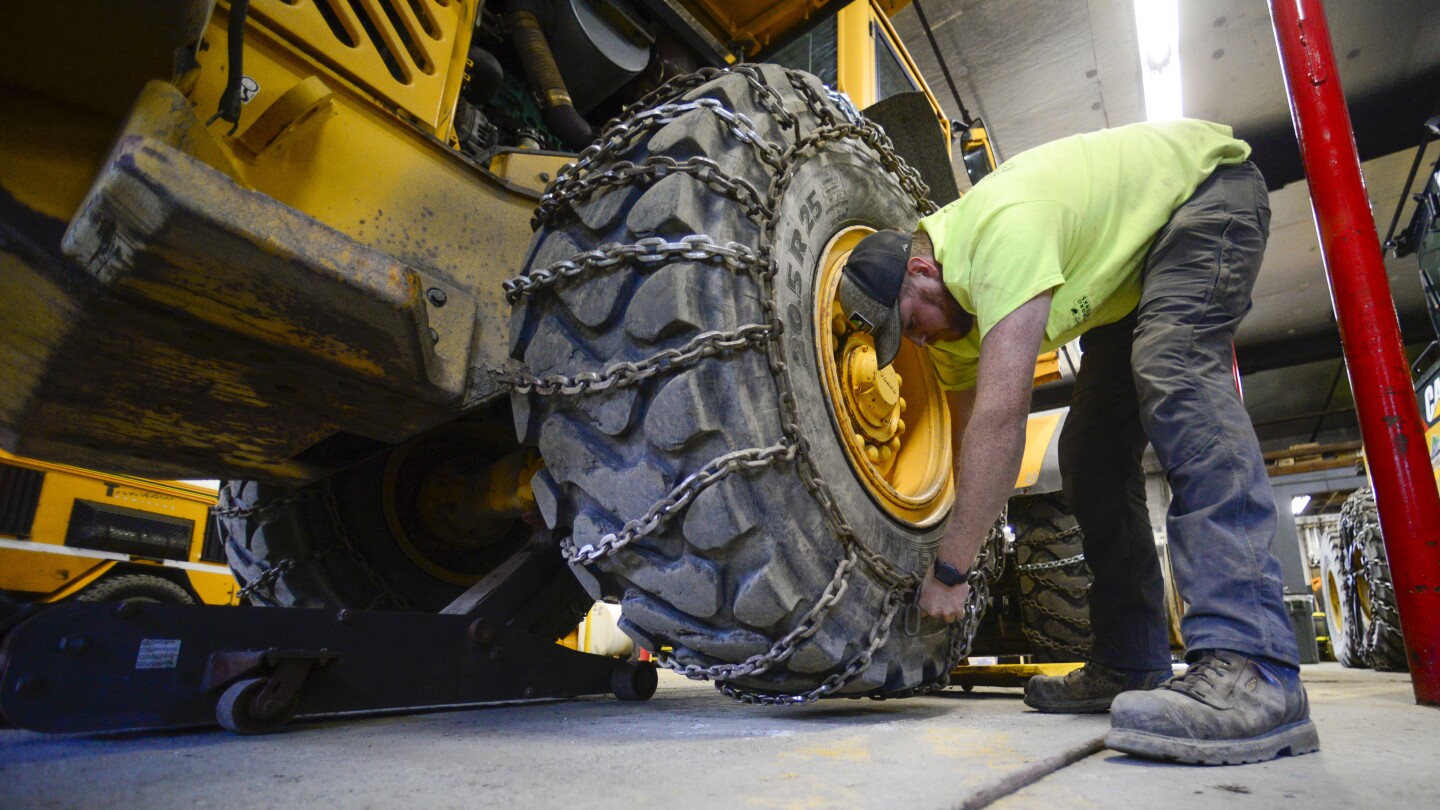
[889,0,1440,450]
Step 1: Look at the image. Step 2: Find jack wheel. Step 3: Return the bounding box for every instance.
[216,677,298,734]
[611,661,659,702]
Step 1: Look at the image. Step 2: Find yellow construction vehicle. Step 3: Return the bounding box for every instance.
[0,449,236,607]
[0,0,1095,726]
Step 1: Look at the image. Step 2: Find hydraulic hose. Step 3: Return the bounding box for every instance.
[505,0,594,150]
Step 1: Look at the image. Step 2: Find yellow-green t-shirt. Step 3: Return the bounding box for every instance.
[921,119,1251,390]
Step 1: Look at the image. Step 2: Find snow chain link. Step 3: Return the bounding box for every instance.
[220,484,412,610]
[1013,525,1092,659]
[504,66,988,704]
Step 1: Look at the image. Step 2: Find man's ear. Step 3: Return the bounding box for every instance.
[906,255,942,280]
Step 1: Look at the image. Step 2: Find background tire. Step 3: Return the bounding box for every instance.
[1319,526,1362,668]
[217,421,592,642]
[76,573,194,605]
[1011,494,1093,662]
[509,66,958,697]
[1339,487,1408,671]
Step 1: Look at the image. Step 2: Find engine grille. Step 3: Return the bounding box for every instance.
[250,0,473,131]
[65,500,195,563]
[0,463,46,538]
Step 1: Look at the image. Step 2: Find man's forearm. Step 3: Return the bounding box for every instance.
[938,405,1027,572]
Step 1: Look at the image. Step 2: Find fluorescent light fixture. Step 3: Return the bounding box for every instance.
[1291,494,1311,515]
[1133,0,1183,121]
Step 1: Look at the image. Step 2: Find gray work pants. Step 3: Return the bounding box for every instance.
[1058,161,1300,669]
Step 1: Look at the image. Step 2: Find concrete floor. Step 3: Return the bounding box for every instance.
[0,663,1433,809]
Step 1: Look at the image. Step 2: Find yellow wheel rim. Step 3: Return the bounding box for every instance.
[381,424,536,586]
[814,226,954,527]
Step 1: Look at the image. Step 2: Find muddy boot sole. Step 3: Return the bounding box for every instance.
[1104,718,1321,765]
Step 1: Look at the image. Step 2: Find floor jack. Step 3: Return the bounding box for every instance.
[0,539,656,735]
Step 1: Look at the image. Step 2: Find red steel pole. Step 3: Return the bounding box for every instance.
[1269,0,1440,704]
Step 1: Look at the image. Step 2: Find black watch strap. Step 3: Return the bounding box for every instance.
[932,559,970,587]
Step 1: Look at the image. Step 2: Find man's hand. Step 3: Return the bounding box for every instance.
[917,569,971,623]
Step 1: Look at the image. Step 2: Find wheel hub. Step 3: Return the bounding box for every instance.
[816,226,953,527]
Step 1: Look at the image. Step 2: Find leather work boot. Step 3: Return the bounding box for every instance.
[1023,661,1172,713]
[1105,650,1321,765]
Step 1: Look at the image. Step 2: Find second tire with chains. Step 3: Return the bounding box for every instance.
[1337,486,1408,671]
[509,66,960,697]
[1011,493,1094,662]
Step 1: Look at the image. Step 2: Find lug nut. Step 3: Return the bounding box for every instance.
[866,445,880,463]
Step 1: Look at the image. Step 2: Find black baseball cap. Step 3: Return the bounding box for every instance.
[838,229,912,367]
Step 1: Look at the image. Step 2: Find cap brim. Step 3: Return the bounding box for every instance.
[873,306,903,369]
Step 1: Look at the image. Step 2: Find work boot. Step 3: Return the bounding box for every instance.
[1023,661,1172,713]
[1105,649,1320,765]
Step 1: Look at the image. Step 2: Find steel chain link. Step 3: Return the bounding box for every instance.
[1022,624,1093,660]
[532,155,770,231]
[501,323,773,396]
[562,443,797,563]
[611,66,798,136]
[546,99,786,197]
[223,486,418,610]
[660,548,858,686]
[212,487,317,520]
[713,577,905,704]
[504,235,765,303]
[1014,552,1087,573]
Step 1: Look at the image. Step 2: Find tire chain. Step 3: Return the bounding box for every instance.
[531,155,771,231]
[505,66,984,703]
[500,323,774,396]
[1014,552,1087,573]
[561,443,798,563]
[503,235,764,303]
[1022,625,1092,660]
[1014,526,1092,657]
[224,484,411,610]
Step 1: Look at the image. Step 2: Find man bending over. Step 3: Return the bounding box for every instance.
[837,119,1318,766]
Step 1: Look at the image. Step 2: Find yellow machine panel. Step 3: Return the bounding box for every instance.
[0,449,236,605]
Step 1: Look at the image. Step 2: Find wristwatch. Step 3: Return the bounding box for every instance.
[932,559,970,587]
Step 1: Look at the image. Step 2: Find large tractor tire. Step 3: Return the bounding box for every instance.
[76,574,195,605]
[217,420,592,642]
[1011,494,1093,663]
[507,66,977,700]
[1338,487,1408,671]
